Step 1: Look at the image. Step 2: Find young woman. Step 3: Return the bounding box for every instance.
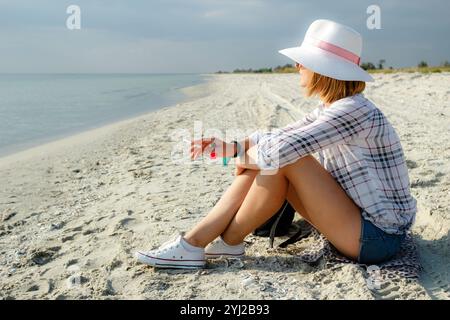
[135,19,417,269]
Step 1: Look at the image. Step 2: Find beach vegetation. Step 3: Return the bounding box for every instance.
[418,60,428,68]
[361,62,377,70]
[216,61,450,75]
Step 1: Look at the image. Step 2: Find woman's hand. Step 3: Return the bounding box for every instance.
[189,137,235,160]
[234,146,262,175]
[234,156,246,176]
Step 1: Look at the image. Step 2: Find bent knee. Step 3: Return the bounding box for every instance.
[280,155,317,172]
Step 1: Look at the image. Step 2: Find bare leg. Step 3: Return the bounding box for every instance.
[184,169,259,247]
[220,169,289,245]
[286,182,313,223]
[222,155,362,260]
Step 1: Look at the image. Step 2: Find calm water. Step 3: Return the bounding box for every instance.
[0,74,208,156]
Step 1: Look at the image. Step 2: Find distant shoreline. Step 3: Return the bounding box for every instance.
[215,65,450,75]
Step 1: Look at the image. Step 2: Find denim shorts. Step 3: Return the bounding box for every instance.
[358,217,406,265]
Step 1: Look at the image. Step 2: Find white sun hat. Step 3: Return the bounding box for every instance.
[279,19,374,82]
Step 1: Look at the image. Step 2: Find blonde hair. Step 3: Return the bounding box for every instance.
[305,72,366,104]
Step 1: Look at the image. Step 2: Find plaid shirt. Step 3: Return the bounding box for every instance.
[249,93,417,235]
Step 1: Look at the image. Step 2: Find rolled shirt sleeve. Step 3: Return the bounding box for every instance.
[248,107,319,147]
[248,130,262,148]
[255,102,374,170]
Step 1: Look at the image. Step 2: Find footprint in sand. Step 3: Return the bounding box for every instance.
[60,225,84,242]
[118,217,136,228]
[410,172,443,188]
[28,246,61,266]
[65,259,78,268]
[24,279,54,296]
[108,217,137,236]
[61,235,75,243]
[409,74,423,80]
[82,227,104,236]
[420,249,450,300]
[105,258,123,272]
[369,282,404,300]
[405,159,418,169]
[101,279,116,296]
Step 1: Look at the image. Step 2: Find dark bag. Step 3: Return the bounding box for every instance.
[253,200,313,248]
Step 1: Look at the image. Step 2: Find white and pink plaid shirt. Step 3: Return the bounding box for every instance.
[249,93,417,235]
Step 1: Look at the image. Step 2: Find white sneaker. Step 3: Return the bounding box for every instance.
[205,236,245,259]
[135,234,206,269]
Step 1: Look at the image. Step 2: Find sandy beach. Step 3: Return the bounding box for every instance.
[0,73,449,300]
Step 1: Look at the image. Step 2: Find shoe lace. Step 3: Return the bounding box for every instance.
[152,231,184,253]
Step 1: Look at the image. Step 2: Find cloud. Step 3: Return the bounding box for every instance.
[0,0,448,72]
[203,10,227,18]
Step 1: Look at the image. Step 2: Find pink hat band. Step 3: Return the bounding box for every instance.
[305,37,361,65]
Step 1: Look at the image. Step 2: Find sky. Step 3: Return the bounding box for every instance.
[0,0,449,73]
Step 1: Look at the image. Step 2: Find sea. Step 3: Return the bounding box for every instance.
[0,73,208,156]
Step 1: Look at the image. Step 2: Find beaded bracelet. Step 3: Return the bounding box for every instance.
[209,139,240,166]
[210,141,216,159]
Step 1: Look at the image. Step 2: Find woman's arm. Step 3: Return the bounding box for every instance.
[235,108,319,171]
[255,102,373,170]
